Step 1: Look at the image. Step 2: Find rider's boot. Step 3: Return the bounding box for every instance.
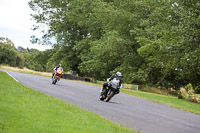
[52,73,54,79]
[100,87,103,92]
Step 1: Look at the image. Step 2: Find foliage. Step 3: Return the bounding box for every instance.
[185,83,193,92]
[28,0,200,92]
[23,49,55,72]
[0,37,25,68]
[194,86,200,94]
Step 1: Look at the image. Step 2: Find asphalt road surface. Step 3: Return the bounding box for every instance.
[3,70,200,133]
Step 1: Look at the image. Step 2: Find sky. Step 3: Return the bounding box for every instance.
[0,0,52,51]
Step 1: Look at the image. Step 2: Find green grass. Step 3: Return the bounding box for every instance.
[0,71,135,133]
[121,89,200,115]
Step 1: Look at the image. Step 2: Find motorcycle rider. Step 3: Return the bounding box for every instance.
[102,71,123,94]
[52,64,63,79]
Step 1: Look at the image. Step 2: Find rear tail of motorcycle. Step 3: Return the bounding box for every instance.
[100,87,108,101]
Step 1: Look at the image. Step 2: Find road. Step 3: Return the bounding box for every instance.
[4,70,200,133]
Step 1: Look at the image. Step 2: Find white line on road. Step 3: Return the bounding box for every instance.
[1,70,19,82]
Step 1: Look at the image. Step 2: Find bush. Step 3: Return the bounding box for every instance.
[194,86,200,94]
[185,83,193,92]
[178,91,184,99]
[178,88,187,99]
[191,98,199,103]
[168,90,178,96]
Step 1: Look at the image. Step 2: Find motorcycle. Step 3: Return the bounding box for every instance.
[52,67,63,84]
[100,78,120,102]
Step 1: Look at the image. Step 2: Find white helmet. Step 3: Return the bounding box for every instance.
[116,72,122,77]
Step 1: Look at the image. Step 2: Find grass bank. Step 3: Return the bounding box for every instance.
[121,89,200,115]
[0,71,135,133]
[0,65,51,77]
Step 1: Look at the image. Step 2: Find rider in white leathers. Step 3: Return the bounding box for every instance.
[102,72,123,94]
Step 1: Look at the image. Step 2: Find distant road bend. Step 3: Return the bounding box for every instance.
[4,70,200,133]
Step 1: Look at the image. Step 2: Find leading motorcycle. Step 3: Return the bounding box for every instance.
[52,67,63,84]
[99,78,120,102]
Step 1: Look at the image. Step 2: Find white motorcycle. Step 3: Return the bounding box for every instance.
[100,78,120,102]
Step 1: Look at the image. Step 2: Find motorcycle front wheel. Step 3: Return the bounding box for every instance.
[52,77,57,84]
[105,90,115,102]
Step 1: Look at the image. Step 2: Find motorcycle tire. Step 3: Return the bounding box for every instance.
[100,89,107,101]
[52,79,55,84]
[52,77,57,84]
[105,90,115,102]
[54,79,57,84]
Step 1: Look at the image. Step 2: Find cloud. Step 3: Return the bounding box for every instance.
[0,0,31,29]
[0,0,52,51]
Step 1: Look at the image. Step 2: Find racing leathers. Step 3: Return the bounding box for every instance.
[52,65,62,79]
[102,74,122,94]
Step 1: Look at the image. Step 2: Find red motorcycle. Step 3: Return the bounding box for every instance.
[52,67,63,84]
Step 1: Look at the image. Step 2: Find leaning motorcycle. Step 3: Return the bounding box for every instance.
[100,78,120,102]
[52,67,63,85]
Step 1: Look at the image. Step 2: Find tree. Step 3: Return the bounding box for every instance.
[0,37,25,68]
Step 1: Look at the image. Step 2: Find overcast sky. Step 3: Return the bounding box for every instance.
[0,0,52,51]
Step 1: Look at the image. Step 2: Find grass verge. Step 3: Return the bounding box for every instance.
[121,89,200,115]
[0,65,51,77]
[0,71,135,133]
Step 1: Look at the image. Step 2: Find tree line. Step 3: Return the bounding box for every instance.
[28,0,200,93]
[0,37,50,72]
[0,37,25,68]
[1,0,200,93]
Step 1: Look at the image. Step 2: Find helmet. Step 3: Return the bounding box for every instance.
[116,72,122,77]
[58,64,61,67]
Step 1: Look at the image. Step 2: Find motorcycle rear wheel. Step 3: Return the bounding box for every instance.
[100,89,107,101]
